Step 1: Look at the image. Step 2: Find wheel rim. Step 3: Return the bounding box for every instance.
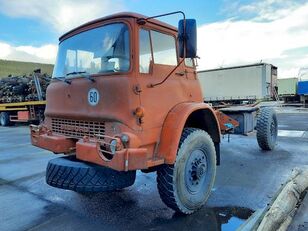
[185,149,208,194]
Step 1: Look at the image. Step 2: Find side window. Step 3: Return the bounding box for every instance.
[151,31,177,66]
[139,29,152,73]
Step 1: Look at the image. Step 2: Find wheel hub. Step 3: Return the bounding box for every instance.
[185,149,208,193]
[196,163,206,179]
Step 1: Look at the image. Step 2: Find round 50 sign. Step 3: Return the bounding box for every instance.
[88,88,100,106]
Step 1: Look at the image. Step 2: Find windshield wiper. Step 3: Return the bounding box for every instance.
[66,71,87,76]
[66,71,95,82]
[53,76,71,85]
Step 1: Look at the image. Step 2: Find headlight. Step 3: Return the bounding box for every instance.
[110,139,117,155]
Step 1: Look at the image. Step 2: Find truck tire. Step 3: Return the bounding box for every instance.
[256,107,278,151]
[0,112,11,126]
[157,128,216,214]
[46,155,136,192]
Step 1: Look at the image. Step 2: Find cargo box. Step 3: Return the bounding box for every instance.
[277,78,297,96]
[298,81,308,95]
[198,63,277,102]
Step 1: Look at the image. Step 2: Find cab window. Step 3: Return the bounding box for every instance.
[139,29,152,73]
[53,23,130,78]
[139,29,177,73]
[151,31,177,66]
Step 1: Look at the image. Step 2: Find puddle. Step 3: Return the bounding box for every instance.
[214,207,254,231]
[146,206,254,231]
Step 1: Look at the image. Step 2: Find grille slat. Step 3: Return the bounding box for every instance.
[51,118,105,139]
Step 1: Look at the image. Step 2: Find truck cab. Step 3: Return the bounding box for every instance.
[31,12,221,214]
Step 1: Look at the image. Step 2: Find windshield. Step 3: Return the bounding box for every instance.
[52,23,130,78]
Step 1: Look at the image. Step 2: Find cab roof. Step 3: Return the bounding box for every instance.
[59,12,178,41]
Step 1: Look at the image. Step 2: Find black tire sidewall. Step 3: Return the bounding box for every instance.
[269,111,278,147]
[256,108,278,150]
[0,112,10,126]
[174,130,216,212]
[46,156,136,192]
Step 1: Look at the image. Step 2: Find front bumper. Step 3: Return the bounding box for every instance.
[30,125,163,171]
[76,140,148,171]
[30,125,76,154]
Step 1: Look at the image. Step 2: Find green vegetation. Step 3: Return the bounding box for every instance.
[0,59,54,78]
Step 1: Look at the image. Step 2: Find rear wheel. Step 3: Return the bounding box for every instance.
[256,107,278,151]
[0,112,10,126]
[157,128,217,214]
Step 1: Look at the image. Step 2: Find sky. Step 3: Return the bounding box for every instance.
[0,0,307,78]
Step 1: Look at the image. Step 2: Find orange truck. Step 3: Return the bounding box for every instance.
[30,12,278,214]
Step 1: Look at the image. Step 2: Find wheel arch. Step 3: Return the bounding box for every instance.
[157,102,221,165]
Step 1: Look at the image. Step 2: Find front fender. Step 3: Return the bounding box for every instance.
[157,102,220,164]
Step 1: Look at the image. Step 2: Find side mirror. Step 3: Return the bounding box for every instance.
[178,19,197,58]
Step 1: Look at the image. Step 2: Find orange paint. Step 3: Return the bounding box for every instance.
[31,12,225,171]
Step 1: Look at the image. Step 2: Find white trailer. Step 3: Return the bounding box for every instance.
[197,63,278,103]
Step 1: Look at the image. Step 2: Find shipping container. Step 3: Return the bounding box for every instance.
[197,63,277,102]
[277,78,298,96]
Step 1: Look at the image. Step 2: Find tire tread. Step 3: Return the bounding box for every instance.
[256,107,277,150]
[46,156,136,192]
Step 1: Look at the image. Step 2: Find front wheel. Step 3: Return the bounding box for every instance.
[157,128,217,214]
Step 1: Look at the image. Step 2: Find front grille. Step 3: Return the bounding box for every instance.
[51,118,105,139]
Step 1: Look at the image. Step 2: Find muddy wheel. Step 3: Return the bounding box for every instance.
[46,155,136,192]
[256,107,278,151]
[0,112,11,126]
[157,128,216,214]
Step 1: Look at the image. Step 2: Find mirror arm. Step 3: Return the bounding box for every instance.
[137,12,187,58]
[137,11,186,25]
[146,11,185,21]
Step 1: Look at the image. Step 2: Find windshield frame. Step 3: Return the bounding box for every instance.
[53,20,133,79]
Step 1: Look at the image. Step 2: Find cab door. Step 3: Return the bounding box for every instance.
[136,27,190,131]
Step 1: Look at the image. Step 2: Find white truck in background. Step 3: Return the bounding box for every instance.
[198,63,278,104]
